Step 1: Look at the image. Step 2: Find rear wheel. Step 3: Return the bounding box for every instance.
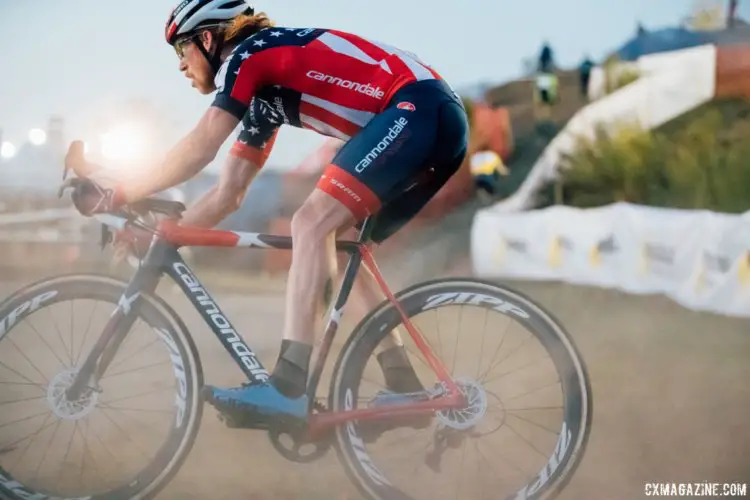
[329,278,592,500]
[0,274,203,500]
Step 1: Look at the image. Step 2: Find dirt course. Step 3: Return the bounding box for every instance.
[1,264,748,499]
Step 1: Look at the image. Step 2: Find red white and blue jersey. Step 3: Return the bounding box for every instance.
[212,26,447,166]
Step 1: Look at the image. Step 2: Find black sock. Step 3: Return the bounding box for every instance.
[377,345,424,393]
[270,339,313,398]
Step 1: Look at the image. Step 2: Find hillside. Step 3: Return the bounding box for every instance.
[553,96,750,212]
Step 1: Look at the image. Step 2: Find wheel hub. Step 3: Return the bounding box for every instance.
[436,377,487,430]
[46,369,99,420]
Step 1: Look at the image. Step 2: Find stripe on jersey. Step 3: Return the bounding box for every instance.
[301,94,375,128]
[368,40,435,81]
[300,101,361,137]
[316,32,383,67]
[300,114,352,141]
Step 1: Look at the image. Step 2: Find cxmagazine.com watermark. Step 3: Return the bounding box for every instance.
[645,482,747,497]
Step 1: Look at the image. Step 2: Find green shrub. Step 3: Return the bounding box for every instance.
[602,55,641,95]
[556,99,750,213]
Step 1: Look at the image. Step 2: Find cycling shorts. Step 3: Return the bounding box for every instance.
[316,79,469,243]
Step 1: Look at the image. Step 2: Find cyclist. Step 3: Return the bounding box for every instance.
[63,0,469,431]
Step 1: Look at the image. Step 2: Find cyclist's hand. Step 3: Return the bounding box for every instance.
[60,177,126,216]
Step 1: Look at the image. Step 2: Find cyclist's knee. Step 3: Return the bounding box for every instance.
[290,189,356,241]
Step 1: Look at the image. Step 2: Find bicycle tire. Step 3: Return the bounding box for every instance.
[329,277,592,500]
[0,273,204,500]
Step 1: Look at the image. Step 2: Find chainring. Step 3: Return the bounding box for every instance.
[267,401,333,463]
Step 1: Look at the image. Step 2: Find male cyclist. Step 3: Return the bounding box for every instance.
[63,0,469,432]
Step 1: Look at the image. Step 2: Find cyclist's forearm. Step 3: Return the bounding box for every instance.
[180,187,234,228]
[119,131,216,203]
[180,154,261,228]
[116,106,239,203]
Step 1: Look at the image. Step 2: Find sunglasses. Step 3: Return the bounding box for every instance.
[174,36,197,59]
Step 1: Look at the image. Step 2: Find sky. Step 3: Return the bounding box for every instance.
[0,0,746,171]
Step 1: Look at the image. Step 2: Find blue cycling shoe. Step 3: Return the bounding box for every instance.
[202,382,308,428]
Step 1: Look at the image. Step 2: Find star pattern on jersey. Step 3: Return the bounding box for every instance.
[248,126,260,135]
[253,39,267,47]
[269,31,283,37]
[240,51,251,60]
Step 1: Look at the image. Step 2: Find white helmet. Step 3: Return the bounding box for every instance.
[165,0,253,45]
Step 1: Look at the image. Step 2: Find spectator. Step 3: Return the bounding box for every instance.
[538,41,554,73]
[579,56,594,100]
[535,72,559,106]
[469,149,507,204]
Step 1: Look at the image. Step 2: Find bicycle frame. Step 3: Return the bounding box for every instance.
[68,212,466,437]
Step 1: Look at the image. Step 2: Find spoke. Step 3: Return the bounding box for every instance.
[475,438,530,482]
[504,380,562,403]
[98,407,153,462]
[106,337,162,373]
[479,331,534,383]
[504,421,550,461]
[98,405,173,415]
[7,337,49,385]
[433,309,443,363]
[454,438,468,500]
[0,360,45,392]
[476,319,514,382]
[450,305,465,374]
[32,419,62,484]
[54,422,77,489]
[0,408,50,432]
[79,419,109,490]
[504,405,563,412]
[100,359,170,380]
[75,301,98,366]
[0,394,46,406]
[99,385,173,405]
[45,305,73,367]
[482,355,551,385]
[475,308,490,378]
[9,413,55,471]
[507,412,560,435]
[27,315,69,370]
[69,300,75,364]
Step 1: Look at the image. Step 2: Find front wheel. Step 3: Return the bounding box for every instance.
[329,278,592,500]
[0,274,204,500]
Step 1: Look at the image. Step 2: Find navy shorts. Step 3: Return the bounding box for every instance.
[316,79,469,243]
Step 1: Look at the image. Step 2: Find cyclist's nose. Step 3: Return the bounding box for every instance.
[178,58,188,72]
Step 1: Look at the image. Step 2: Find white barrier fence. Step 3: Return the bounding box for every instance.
[471,203,750,318]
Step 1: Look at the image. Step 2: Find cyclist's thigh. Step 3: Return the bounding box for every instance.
[316,79,467,223]
[370,144,466,243]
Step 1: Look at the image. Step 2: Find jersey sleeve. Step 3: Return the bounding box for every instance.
[211,46,283,120]
[229,98,282,167]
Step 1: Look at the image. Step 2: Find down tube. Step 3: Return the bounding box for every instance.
[164,251,270,384]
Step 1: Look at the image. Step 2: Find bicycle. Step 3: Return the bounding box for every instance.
[0,193,593,500]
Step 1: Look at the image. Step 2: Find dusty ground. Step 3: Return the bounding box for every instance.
[1,264,748,500]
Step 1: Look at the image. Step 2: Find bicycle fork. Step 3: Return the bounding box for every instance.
[66,240,166,401]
